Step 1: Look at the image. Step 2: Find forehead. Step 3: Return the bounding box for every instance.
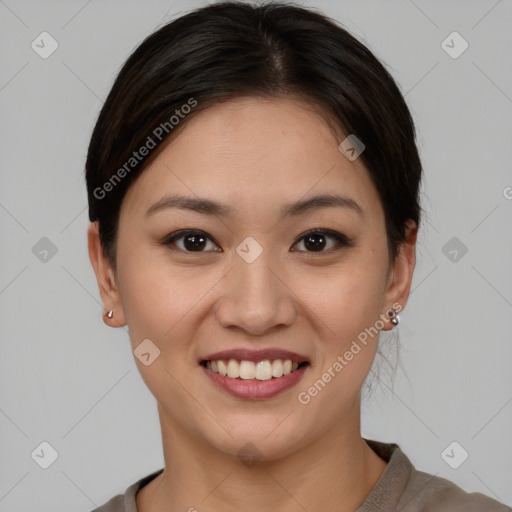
[120,96,383,223]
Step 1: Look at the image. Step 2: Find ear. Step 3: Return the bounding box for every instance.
[87,222,127,327]
[381,219,417,331]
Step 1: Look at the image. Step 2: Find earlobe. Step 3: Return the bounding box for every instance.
[381,220,417,331]
[87,222,127,327]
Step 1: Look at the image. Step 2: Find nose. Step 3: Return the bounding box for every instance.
[214,248,296,336]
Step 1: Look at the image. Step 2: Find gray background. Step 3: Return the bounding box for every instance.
[1,0,511,510]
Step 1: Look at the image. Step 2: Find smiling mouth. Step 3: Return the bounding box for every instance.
[200,359,310,380]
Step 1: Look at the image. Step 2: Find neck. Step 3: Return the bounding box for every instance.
[137,403,387,512]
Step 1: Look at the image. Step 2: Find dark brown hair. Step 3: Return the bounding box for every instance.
[86,1,422,267]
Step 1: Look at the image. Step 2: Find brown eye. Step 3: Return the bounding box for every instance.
[162,230,221,252]
[292,229,351,254]
[161,228,351,255]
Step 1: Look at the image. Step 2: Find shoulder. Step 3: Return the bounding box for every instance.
[361,439,510,512]
[401,468,511,512]
[89,468,164,512]
[398,468,512,512]
[390,444,511,512]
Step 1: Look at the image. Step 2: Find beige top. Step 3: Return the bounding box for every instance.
[91,438,511,511]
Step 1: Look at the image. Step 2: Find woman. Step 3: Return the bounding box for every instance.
[86,2,510,511]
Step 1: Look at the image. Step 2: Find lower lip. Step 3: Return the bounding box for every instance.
[201,364,309,400]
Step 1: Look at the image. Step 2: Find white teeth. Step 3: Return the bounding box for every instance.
[218,360,227,376]
[239,360,256,379]
[272,359,283,378]
[205,358,306,380]
[255,360,272,380]
[227,359,239,378]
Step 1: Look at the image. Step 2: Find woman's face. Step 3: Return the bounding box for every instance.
[90,96,415,460]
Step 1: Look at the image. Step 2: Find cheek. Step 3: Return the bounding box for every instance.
[115,237,226,352]
[117,264,193,344]
[114,234,178,341]
[301,254,389,342]
[295,260,388,415]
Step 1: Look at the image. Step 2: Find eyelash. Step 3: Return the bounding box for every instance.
[161,228,352,257]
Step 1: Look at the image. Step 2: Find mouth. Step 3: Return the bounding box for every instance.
[199,349,311,400]
[200,358,310,380]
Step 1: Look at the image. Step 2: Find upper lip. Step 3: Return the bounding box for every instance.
[201,348,310,363]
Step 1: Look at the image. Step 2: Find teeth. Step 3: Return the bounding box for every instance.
[239,360,255,379]
[227,359,239,378]
[255,360,272,380]
[205,358,306,380]
[218,360,227,376]
[272,359,283,378]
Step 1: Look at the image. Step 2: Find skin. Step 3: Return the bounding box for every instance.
[88,96,417,512]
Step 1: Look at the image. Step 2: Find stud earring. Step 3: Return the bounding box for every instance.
[106,310,113,319]
[386,308,400,326]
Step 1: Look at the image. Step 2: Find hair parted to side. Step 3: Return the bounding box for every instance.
[85,1,422,268]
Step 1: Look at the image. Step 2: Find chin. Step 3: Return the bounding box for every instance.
[202,419,309,463]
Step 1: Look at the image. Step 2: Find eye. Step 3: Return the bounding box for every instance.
[161,230,221,253]
[161,228,351,255]
[291,229,351,255]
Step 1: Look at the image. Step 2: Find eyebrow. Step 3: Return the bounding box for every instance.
[145,193,364,219]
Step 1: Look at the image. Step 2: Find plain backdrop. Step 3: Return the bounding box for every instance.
[1,0,511,510]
